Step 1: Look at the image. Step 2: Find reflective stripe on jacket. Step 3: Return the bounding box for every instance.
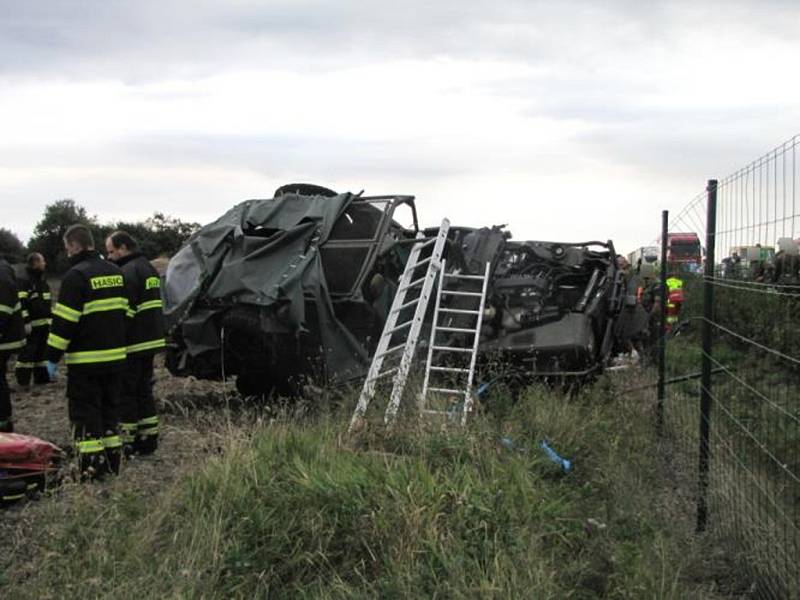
[665,277,683,291]
[115,253,166,356]
[17,267,52,328]
[0,259,25,352]
[46,250,130,370]
[666,277,684,304]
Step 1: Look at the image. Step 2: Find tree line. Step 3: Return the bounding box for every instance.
[0,199,199,273]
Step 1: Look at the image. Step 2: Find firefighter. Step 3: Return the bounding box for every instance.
[665,273,684,331]
[105,231,165,456]
[0,255,26,433]
[46,224,129,479]
[15,252,53,386]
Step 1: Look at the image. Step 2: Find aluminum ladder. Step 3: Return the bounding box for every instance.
[348,218,451,432]
[419,259,491,426]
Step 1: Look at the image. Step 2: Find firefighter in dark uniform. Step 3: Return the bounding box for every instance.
[46,224,129,479]
[15,252,53,386]
[0,256,26,432]
[105,231,165,455]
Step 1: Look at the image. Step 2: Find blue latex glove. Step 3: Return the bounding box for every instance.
[46,361,58,381]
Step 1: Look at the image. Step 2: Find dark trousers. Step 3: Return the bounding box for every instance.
[67,369,123,477]
[121,354,159,454]
[0,353,11,432]
[15,326,51,386]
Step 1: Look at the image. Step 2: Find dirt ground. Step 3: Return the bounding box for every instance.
[0,356,236,578]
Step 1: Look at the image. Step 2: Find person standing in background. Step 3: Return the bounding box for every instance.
[0,255,26,432]
[46,225,129,480]
[15,253,53,387]
[106,231,165,456]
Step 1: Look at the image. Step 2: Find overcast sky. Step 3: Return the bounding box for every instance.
[1,0,798,252]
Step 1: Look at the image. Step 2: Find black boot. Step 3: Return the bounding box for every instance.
[75,438,106,482]
[134,434,158,455]
[78,452,106,482]
[102,430,122,475]
[134,415,159,455]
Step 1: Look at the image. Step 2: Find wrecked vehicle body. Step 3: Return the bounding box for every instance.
[437,226,625,382]
[165,186,625,397]
[163,187,419,395]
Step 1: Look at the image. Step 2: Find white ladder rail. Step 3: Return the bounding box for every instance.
[419,260,491,425]
[349,218,450,432]
[460,261,491,425]
[382,223,450,425]
[348,237,424,430]
[419,257,447,413]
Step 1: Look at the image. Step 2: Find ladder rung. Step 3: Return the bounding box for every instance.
[375,343,405,359]
[430,366,470,373]
[390,297,420,314]
[422,409,449,416]
[387,320,413,335]
[432,346,472,353]
[443,273,486,281]
[441,290,482,297]
[427,387,465,395]
[436,326,478,334]
[398,276,426,293]
[418,237,438,249]
[410,256,432,270]
[369,367,398,381]
[438,308,480,315]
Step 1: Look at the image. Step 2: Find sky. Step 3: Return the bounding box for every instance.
[1,0,798,253]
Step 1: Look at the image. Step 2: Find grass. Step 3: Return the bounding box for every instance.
[661,329,800,598]
[2,381,738,599]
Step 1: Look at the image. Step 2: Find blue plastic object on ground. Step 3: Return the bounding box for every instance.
[499,437,516,451]
[540,439,572,472]
[498,436,573,473]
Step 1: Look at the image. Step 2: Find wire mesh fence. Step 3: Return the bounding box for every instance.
[657,135,800,599]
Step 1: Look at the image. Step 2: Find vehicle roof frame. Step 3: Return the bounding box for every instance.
[318,194,418,299]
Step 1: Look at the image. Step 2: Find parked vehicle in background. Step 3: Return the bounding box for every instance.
[727,245,775,279]
[626,246,659,269]
[665,232,702,271]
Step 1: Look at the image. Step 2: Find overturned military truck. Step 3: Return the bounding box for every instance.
[164,185,625,396]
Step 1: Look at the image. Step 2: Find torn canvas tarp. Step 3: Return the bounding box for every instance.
[164,189,418,394]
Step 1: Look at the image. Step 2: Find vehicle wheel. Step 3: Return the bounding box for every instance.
[236,372,273,398]
[274,183,338,198]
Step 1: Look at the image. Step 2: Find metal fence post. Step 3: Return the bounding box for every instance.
[657,210,668,434]
[697,179,717,533]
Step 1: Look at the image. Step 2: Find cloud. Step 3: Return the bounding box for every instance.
[0,0,799,254]
[3,1,794,79]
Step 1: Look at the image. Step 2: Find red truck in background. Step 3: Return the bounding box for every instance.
[666,232,702,271]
